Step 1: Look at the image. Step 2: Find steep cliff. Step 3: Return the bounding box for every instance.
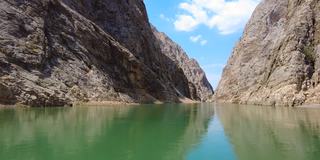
[152,27,213,101]
[216,0,320,106]
[0,0,213,106]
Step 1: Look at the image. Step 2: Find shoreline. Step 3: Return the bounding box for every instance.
[74,101,140,107]
[0,98,201,108]
[297,104,320,108]
[71,98,201,107]
[2,102,320,108]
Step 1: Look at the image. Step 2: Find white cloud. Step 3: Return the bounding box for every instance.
[160,14,172,22]
[200,40,207,46]
[174,0,261,35]
[190,35,202,42]
[189,35,208,46]
[174,15,199,31]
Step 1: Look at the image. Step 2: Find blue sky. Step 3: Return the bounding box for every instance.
[144,0,260,89]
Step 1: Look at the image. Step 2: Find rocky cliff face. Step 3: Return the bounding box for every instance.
[0,0,213,106]
[216,0,320,106]
[152,27,213,101]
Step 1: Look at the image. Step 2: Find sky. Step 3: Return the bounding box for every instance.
[144,0,261,89]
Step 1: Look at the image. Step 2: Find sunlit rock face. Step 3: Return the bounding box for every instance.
[216,0,320,106]
[0,0,213,106]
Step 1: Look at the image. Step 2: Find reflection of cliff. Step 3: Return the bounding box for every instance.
[217,105,320,160]
[94,104,215,160]
[163,103,215,160]
[0,106,133,159]
[0,104,214,160]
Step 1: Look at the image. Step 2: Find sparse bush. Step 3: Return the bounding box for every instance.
[303,45,315,64]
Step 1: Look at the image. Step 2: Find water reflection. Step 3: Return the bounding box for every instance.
[217,104,320,160]
[187,114,236,160]
[0,104,214,160]
[1,104,320,160]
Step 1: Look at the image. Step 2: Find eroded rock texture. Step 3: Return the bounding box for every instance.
[216,0,320,106]
[152,27,213,101]
[0,0,213,106]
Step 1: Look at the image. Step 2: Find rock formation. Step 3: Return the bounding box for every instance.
[152,27,213,101]
[216,0,320,106]
[0,0,213,106]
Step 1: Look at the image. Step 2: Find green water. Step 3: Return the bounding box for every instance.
[1,104,320,160]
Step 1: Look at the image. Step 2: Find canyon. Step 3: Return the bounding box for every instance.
[0,0,213,106]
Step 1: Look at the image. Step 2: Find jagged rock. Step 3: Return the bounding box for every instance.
[152,27,213,101]
[216,0,320,106]
[0,0,213,106]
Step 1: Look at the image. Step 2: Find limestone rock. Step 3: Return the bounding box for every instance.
[0,0,213,106]
[216,0,320,106]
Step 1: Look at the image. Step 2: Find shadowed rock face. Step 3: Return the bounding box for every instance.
[152,27,213,101]
[0,0,213,106]
[216,0,320,106]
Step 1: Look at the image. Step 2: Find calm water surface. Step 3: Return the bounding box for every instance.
[0,104,320,160]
